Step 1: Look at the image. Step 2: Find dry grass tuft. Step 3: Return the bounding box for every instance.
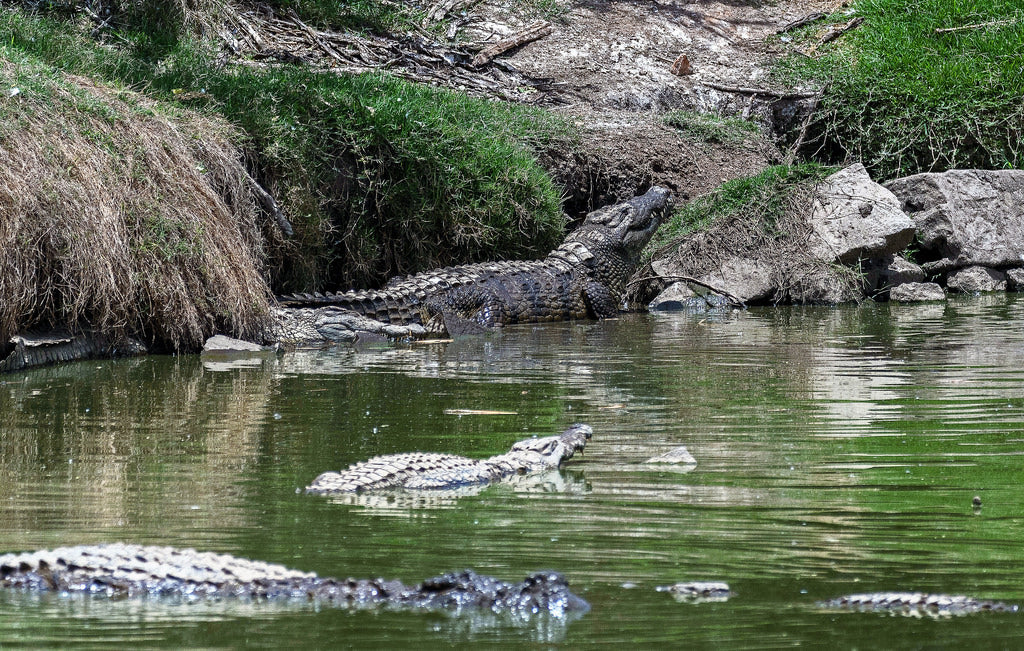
[0,55,273,351]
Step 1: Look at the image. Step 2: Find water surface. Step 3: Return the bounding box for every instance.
[2,295,1024,647]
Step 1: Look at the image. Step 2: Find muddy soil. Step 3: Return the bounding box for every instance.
[461,0,847,210]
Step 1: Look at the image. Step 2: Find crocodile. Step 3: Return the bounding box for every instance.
[0,543,588,616]
[276,187,671,339]
[306,423,592,493]
[819,592,1019,615]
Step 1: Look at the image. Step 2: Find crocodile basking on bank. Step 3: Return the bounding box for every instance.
[306,423,592,493]
[276,187,671,341]
[0,543,588,616]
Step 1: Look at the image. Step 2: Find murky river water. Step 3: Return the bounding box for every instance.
[2,295,1024,647]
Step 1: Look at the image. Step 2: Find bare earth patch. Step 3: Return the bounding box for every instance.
[460,0,848,207]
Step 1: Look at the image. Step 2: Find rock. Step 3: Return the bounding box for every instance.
[786,269,863,304]
[700,257,776,304]
[945,266,1006,293]
[202,334,264,353]
[645,446,697,465]
[884,169,1024,273]
[889,282,946,302]
[807,164,917,264]
[862,255,926,293]
[1005,268,1024,291]
[648,282,732,312]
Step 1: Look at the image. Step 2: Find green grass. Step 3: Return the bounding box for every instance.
[777,0,1024,179]
[644,164,833,259]
[664,110,760,145]
[0,6,570,291]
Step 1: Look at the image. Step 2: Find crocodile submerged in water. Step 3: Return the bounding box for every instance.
[276,187,671,341]
[819,592,1019,615]
[0,543,588,616]
[306,423,592,493]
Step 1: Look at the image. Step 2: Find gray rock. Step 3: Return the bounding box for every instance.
[699,257,776,304]
[786,269,863,305]
[648,282,733,312]
[863,255,926,293]
[946,266,1006,293]
[808,164,917,264]
[645,446,697,465]
[648,281,698,311]
[1006,268,1024,291]
[889,282,946,302]
[202,334,264,353]
[885,169,1024,272]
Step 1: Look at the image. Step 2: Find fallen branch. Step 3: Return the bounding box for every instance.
[819,16,864,45]
[784,86,826,166]
[243,169,293,237]
[934,18,1018,34]
[626,274,746,308]
[423,0,479,25]
[472,20,552,67]
[288,9,346,65]
[777,11,825,34]
[701,82,819,99]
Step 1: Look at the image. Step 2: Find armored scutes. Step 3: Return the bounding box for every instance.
[820,592,1019,615]
[0,544,588,616]
[306,423,592,493]
[277,187,671,338]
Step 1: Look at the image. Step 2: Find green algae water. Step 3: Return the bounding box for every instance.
[2,295,1024,647]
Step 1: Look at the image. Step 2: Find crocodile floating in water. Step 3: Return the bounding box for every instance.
[306,423,592,493]
[276,187,671,340]
[0,543,588,617]
[819,592,1019,615]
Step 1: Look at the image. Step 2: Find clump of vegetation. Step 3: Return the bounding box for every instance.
[778,0,1023,179]
[0,49,273,350]
[645,164,832,257]
[0,4,569,293]
[664,110,759,145]
[638,164,860,304]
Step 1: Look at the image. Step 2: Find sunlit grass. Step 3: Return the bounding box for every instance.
[777,0,1023,178]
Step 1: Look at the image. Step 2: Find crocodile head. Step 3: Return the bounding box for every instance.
[552,187,672,292]
[510,423,592,466]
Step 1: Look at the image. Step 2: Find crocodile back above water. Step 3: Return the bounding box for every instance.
[0,543,589,616]
[306,423,592,493]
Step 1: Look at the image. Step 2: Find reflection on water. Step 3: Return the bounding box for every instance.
[2,295,1024,646]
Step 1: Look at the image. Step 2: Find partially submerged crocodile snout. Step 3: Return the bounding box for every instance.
[510,423,592,462]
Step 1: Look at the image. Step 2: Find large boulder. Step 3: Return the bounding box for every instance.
[863,255,926,293]
[884,170,1024,272]
[807,164,917,264]
[889,282,946,302]
[945,266,1006,293]
[1007,268,1024,291]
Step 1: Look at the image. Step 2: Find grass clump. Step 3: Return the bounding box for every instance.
[664,110,760,145]
[645,164,832,258]
[0,48,273,351]
[778,0,1024,178]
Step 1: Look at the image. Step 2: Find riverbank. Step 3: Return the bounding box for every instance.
[0,1,1020,365]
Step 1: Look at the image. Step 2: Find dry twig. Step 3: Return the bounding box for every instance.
[819,16,864,44]
[471,20,552,67]
[934,18,1018,34]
